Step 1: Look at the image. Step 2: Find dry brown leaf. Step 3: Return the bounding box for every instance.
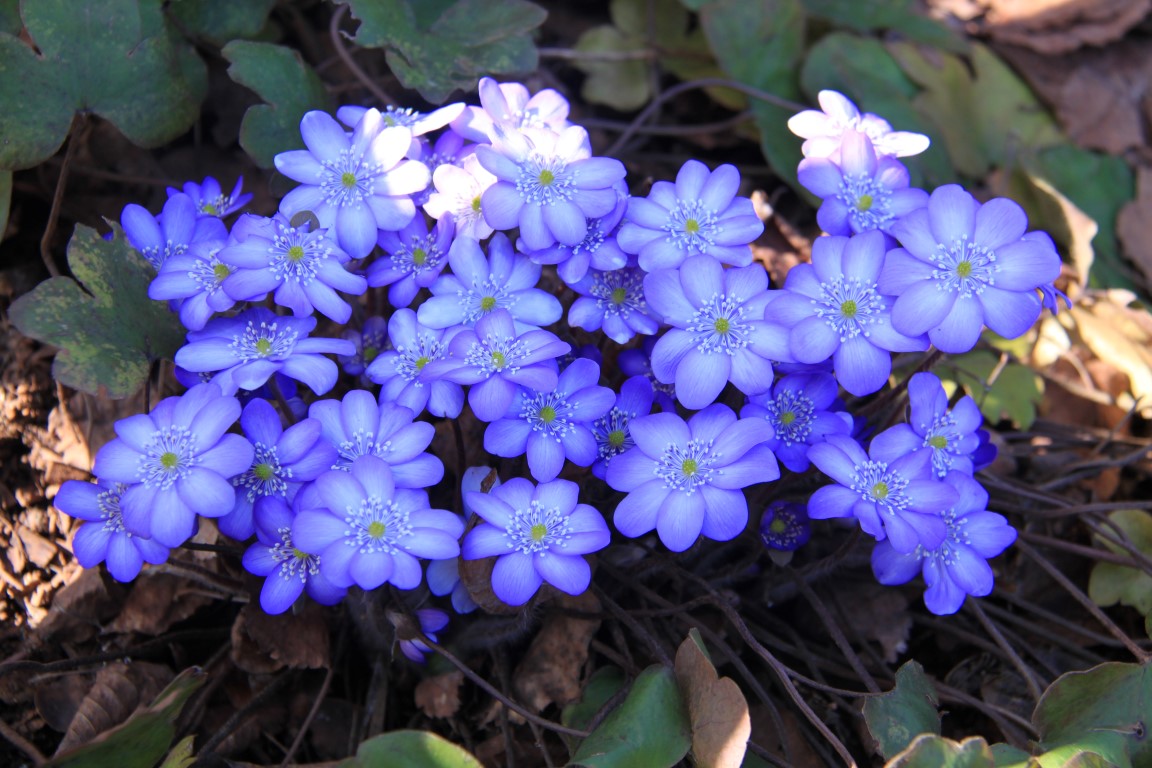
[832,582,911,664]
[30,566,118,648]
[674,629,751,768]
[984,0,1151,54]
[54,661,172,755]
[230,602,330,674]
[512,590,601,712]
[415,670,465,719]
[748,705,825,768]
[34,674,90,732]
[1068,294,1152,417]
[106,572,212,636]
[1118,166,1152,291]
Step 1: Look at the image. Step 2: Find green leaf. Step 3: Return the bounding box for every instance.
[0,0,206,170]
[0,0,19,35]
[569,665,691,768]
[943,350,1043,429]
[887,735,995,768]
[0,169,11,242]
[8,224,187,399]
[572,25,651,111]
[562,666,627,732]
[697,0,805,185]
[862,661,941,760]
[989,743,1031,768]
[1034,661,1152,767]
[338,0,547,103]
[799,32,952,187]
[887,42,1061,180]
[348,730,483,768]
[1088,510,1152,618]
[167,0,277,45]
[43,668,205,768]
[222,40,331,168]
[157,735,196,768]
[798,0,966,52]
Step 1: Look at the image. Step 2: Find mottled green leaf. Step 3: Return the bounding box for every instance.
[887,735,995,768]
[347,730,483,767]
[569,665,691,768]
[43,668,205,768]
[799,32,952,187]
[862,661,941,760]
[0,0,19,34]
[799,0,965,51]
[338,0,546,103]
[697,0,805,185]
[167,0,277,45]
[8,224,187,399]
[1088,509,1152,618]
[572,25,651,111]
[989,743,1031,767]
[944,350,1043,429]
[223,40,330,168]
[0,0,206,170]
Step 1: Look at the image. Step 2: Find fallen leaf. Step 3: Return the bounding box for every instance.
[230,602,330,673]
[513,590,601,712]
[1118,166,1152,292]
[106,572,212,636]
[1069,294,1152,418]
[31,567,118,648]
[983,0,1152,54]
[35,674,90,732]
[674,629,751,768]
[832,582,911,664]
[414,670,465,719]
[54,661,173,755]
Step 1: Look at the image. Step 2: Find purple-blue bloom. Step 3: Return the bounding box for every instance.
[590,375,654,480]
[568,263,659,344]
[241,496,347,614]
[483,358,615,482]
[462,478,609,606]
[759,501,811,551]
[807,432,957,553]
[520,184,629,284]
[308,389,444,488]
[399,608,450,662]
[452,77,572,143]
[275,109,430,259]
[421,309,570,422]
[617,160,764,271]
[424,153,497,240]
[219,213,367,323]
[797,130,928,236]
[55,479,169,582]
[763,230,928,397]
[428,466,500,615]
[168,176,252,218]
[365,310,464,418]
[645,256,790,409]
[607,404,779,552]
[741,373,853,473]
[881,185,1063,354]
[477,124,626,251]
[339,316,390,378]
[870,372,985,478]
[218,398,337,541]
[121,193,226,270]
[91,383,253,547]
[148,238,237,331]
[788,91,930,160]
[368,213,454,308]
[337,102,465,135]
[292,456,462,590]
[871,471,1016,615]
[417,233,561,332]
[174,308,355,396]
[618,338,676,412]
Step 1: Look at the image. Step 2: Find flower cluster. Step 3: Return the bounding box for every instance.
[55,80,1053,637]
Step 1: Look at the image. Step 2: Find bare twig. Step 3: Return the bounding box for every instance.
[41,115,86,278]
[967,601,1044,703]
[0,717,45,765]
[329,4,396,108]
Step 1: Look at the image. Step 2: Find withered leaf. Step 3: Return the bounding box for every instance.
[230,602,330,674]
[674,628,751,768]
[54,661,173,755]
[513,590,601,712]
[984,0,1151,54]
[106,572,212,636]
[414,670,465,719]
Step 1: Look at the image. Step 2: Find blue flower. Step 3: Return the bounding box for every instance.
[741,373,853,473]
[462,478,609,606]
[308,389,444,488]
[275,109,431,259]
[418,233,561,332]
[568,262,659,344]
[149,238,237,331]
[607,404,779,552]
[617,160,764,271]
[807,432,957,553]
[788,91,930,160]
[399,608,451,662]
[477,124,626,251]
[421,309,571,422]
[871,472,1016,615]
[365,309,464,418]
[168,176,252,218]
[759,502,811,551]
[121,193,226,270]
[339,316,390,378]
[797,130,928,236]
[428,466,499,615]
[219,213,368,323]
[763,231,927,397]
[337,102,465,135]
[452,77,572,143]
[645,256,790,409]
[483,358,615,482]
[424,154,498,240]
[369,213,454,308]
[869,372,985,478]
[520,184,629,284]
[241,496,347,614]
[880,185,1063,353]
[292,456,462,590]
[174,307,355,396]
[618,338,676,412]
[55,479,169,582]
[218,398,337,541]
[591,375,654,480]
[91,383,253,547]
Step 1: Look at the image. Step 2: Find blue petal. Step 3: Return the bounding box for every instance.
[492,552,543,606]
[535,553,590,595]
[657,491,705,552]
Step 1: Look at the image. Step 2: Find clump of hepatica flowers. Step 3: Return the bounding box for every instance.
[55,80,1053,629]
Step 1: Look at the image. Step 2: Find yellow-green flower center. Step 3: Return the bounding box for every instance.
[610,287,627,305]
[213,263,231,282]
[539,406,557,424]
[685,219,700,234]
[780,410,796,426]
[480,296,497,312]
[412,248,428,266]
[471,196,482,213]
[254,463,275,481]
[608,429,626,448]
[956,260,973,278]
[363,346,379,363]
[530,523,548,542]
[287,245,305,262]
[840,299,857,318]
[203,203,218,215]
[871,481,889,500]
[929,435,948,450]
[414,356,430,371]
[769,517,789,534]
[491,351,506,369]
[714,317,730,334]
[292,548,310,560]
[255,338,273,356]
[160,451,179,469]
[682,458,698,477]
[341,171,358,189]
[856,194,873,211]
[538,169,555,186]
[367,521,386,539]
